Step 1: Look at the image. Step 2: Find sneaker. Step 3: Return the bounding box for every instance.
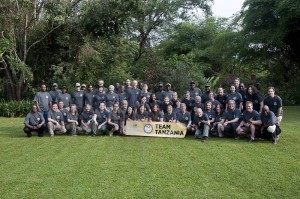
[272,140,277,144]
[50,134,54,137]
[26,132,32,138]
[72,134,78,136]
[218,132,224,138]
[91,134,96,137]
[248,138,255,142]
[109,131,113,137]
[202,136,208,143]
[235,136,240,140]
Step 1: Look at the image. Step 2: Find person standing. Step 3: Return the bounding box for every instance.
[23,105,45,137]
[93,87,107,110]
[97,79,108,93]
[188,81,202,98]
[71,83,85,114]
[201,84,215,104]
[162,83,173,101]
[49,83,61,104]
[106,85,119,111]
[263,87,283,124]
[155,83,165,102]
[83,84,95,107]
[56,86,71,110]
[118,85,129,106]
[181,91,195,112]
[245,85,263,112]
[48,104,67,137]
[216,87,227,109]
[140,83,152,103]
[126,80,141,108]
[34,83,52,124]
[226,84,243,111]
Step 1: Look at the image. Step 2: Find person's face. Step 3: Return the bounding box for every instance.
[234,79,240,87]
[246,103,253,112]
[141,97,146,103]
[180,104,186,112]
[99,87,103,93]
[98,80,104,86]
[228,102,235,110]
[197,109,203,116]
[176,101,180,108]
[151,94,156,100]
[113,104,119,111]
[133,81,138,88]
[70,105,76,113]
[153,105,158,112]
[88,85,93,91]
[52,104,58,111]
[209,93,214,100]
[41,85,46,92]
[85,106,91,112]
[268,88,275,97]
[216,105,221,113]
[99,103,105,110]
[218,88,223,95]
[58,102,64,109]
[81,86,86,90]
[239,84,245,91]
[230,86,235,93]
[53,85,58,90]
[172,92,178,99]
[248,87,253,94]
[185,93,190,99]
[167,106,172,113]
[143,84,148,91]
[206,103,212,110]
[195,97,201,103]
[31,105,37,113]
[166,85,170,91]
[126,80,131,86]
[122,103,128,109]
[128,107,133,114]
[205,86,210,92]
[109,87,114,92]
[139,105,145,112]
[263,109,269,116]
[62,88,67,93]
[76,85,80,90]
[120,86,125,92]
[159,86,163,91]
[164,97,169,104]
[191,83,195,88]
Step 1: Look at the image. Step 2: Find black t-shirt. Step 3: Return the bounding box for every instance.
[94,109,109,124]
[80,111,94,123]
[163,112,177,122]
[177,111,191,125]
[149,111,164,122]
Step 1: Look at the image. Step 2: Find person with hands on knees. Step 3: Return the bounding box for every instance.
[66,104,82,136]
[24,105,45,137]
[193,108,210,142]
[48,103,67,137]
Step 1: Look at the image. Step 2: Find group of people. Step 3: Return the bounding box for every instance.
[24,78,283,144]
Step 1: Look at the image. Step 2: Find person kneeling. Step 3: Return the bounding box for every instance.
[48,103,67,137]
[193,108,210,142]
[258,105,281,144]
[24,105,45,137]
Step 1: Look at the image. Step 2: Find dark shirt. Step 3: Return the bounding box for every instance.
[80,111,94,123]
[59,108,69,123]
[241,110,261,123]
[93,93,107,109]
[24,112,45,126]
[163,112,177,122]
[136,112,149,121]
[177,111,191,125]
[225,108,241,121]
[48,111,64,123]
[188,87,202,98]
[263,95,283,116]
[57,93,72,108]
[245,93,263,112]
[260,111,277,125]
[226,92,243,109]
[216,94,227,109]
[140,91,152,103]
[83,91,95,107]
[71,90,85,109]
[193,113,209,128]
[149,111,164,122]
[182,98,195,112]
[94,109,109,124]
[108,111,122,123]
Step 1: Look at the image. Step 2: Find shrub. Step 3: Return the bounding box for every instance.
[0,100,32,117]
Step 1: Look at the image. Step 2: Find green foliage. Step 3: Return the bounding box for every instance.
[203,76,220,92]
[0,100,32,117]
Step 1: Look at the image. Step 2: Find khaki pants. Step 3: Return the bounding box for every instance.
[66,123,82,135]
[48,122,67,136]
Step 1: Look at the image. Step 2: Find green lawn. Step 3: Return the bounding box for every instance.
[0,107,299,198]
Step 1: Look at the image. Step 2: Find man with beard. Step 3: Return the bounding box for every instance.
[23,105,45,137]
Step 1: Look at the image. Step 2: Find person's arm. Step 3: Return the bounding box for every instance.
[92,114,98,126]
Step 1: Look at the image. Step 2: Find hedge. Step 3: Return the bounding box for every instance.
[0,100,33,117]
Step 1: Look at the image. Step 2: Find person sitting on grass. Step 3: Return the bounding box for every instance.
[176,103,192,135]
[236,101,262,142]
[91,102,109,136]
[204,101,215,134]
[48,103,67,137]
[24,105,45,137]
[210,104,225,136]
[66,104,82,136]
[135,104,149,122]
[258,105,281,144]
[193,108,210,142]
[79,104,94,135]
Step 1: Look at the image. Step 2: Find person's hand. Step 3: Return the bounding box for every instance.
[223,122,228,126]
[75,121,79,126]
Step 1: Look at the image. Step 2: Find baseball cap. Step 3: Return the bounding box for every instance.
[205,84,210,87]
[190,81,195,84]
[62,86,67,89]
[75,83,80,87]
[158,83,163,87]
[52,83,58,87]
[81,84,86,87]
[166,83,171,86]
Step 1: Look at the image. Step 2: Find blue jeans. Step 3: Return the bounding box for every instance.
[195,124,209,138]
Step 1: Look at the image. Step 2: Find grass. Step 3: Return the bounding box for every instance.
[0,107,299,199]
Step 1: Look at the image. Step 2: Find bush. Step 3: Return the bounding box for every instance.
[0,100,32,117]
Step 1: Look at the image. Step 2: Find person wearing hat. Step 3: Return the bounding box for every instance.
[155,83,165,102]
[23,105,45,137]
[81,84,87,92]
[57,86,71,110]
[188,81,202,98]
[162,83,173,101]
[49,83,61,104]
[201,84,216,104]
[71,83,85,114]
